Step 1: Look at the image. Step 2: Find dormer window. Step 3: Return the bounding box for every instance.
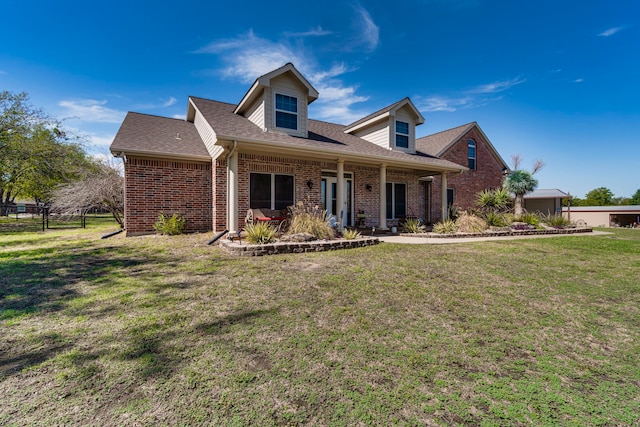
[468,139,476,170]
[395,120,409,148]
[275,93,298,130]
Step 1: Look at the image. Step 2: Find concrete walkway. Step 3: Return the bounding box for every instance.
[376,230,611,245]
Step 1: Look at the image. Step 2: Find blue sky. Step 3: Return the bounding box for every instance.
[2,0,638,199]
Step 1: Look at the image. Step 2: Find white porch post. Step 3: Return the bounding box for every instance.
[336,159,345,231]
[441,172,448,221]
[379,164,387,229]
[227,151,239,233]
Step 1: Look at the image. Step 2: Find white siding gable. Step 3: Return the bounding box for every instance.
[393,106,416,154]
[193,109,222,158]
[268,73,309,138]
[246,97,265,131]
[353,120,390,149]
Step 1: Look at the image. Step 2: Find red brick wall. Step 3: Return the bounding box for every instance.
[429,128,505,222]
[124,157,212,235]
[210,153,426,231]
[212,159,227,232]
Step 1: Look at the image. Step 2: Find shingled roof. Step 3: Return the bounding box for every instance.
[189,97,464,173]
[111,112,210,160]
[415,122,476,157]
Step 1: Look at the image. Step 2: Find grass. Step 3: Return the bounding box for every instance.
[1,220,639,426]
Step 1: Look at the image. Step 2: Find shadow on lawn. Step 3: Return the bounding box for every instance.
[0,243,157,377]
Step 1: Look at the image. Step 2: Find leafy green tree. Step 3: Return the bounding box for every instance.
[630,189,640,205]
[584,187,614,206]
[0,91,88,214]
[503,154,544,216]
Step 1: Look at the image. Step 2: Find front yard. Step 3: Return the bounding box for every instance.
[1,220,639,425]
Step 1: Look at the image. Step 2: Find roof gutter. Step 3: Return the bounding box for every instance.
[109,148,212,162]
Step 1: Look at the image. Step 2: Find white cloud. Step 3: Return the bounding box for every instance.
[283,26,332,38]
[352,4,380,52]
[195,30,306,83]
[598,27,622,37]
[87,134,115,148]
[416,76,524,113]
[172,113,186,120]
[466,77,526,94]
[415,96,474,113]
[58,99,126,123]
[574,78,585,83]
[163,97,177,107]
[195,31,370,124]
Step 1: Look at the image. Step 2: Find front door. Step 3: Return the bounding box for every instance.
[321,174,353,227]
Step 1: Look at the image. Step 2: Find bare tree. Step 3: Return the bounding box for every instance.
[52,160,124,227]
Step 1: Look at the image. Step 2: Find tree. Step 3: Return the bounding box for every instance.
[630,189,640,205]
[52,160,124,228]
[503,154,544,216]
[0,91,89,214]
[584,187,614,206]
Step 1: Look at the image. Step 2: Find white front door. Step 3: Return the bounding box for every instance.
[321,175,352,227]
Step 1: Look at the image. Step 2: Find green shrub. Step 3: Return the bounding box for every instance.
[153,212,186,235]
[244,222,277,244]
[455,211,487,233]
[543,214,571,228]
[401,217,424,233]
[477,188,512,211]
[342,228,362,240]
[484,210,508,227]
[286,200,335,240]
[516,212,541,226]
[433,219,457,234]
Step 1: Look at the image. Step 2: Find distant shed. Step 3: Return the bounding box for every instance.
[562,205,640,228]
[523,189,572,215]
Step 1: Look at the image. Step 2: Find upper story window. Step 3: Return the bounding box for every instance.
[275,93,298,130]
[468,139,476,170]
[395,121,409,148]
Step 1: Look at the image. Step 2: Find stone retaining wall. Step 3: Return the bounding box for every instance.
[219,237,379,256]
[401,227,593,239]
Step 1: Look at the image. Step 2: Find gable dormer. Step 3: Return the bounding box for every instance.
[343,98,425,154]
[234,63,319,138]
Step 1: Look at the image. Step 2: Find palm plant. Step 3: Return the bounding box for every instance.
[503,155,544,216]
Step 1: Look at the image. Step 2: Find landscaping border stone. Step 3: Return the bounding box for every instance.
[218,236,379,256]
[399,227,593,239]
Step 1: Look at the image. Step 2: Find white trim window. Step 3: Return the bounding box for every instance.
[395,120,409,148]
[386,182,407,219]
[468,139,476,170]
[250,173,294,210]
[275,93,298,130]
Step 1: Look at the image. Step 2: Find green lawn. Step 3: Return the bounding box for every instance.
[1,221,639,426]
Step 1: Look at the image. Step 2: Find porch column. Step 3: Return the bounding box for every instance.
[379,164,387,229]
[227,151,239,233]
[441,172,448,221]
[336,158,345,231]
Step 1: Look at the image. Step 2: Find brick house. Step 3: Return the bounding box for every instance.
[416,122,509,221]
[110,63,508,236]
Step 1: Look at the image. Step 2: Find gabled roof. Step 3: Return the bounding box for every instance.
[523,189,572,199]
[343,97,425,134]
[189,97,465,174]
[110,112,210,160]
[234,63,319,115]
[416,121,509,170]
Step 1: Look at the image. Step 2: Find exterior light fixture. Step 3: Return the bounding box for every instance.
[307,179,313,189]
[365,184,372,191]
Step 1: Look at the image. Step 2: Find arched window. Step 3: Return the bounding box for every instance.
[468,139,476,170]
